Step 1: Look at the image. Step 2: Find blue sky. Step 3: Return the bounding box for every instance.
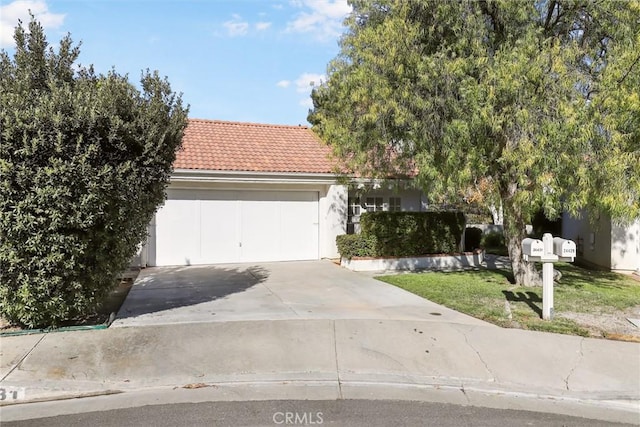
[0,0,351,125]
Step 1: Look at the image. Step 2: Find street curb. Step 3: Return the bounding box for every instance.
[0,389,123,406]
[0,324,109,337]
[1,379,638,424]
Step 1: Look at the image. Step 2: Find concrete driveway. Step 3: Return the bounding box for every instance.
[112,260,490,327]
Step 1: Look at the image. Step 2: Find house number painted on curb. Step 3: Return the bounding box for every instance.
[0,387,26,401]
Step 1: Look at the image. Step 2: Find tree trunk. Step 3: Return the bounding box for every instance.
[502,194,541,286]
[489,202,503,225]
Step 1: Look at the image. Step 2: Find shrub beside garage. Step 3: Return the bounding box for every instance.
[0,19,188,328]
[336,211,465,259]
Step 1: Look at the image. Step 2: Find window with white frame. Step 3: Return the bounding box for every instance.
[348,197,361,221]
[365,197,384,212]
[347,197,362,234]
[389,197,401,212]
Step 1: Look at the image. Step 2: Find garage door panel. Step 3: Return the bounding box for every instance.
[240,199,281,262]
[155,199,200,266]
[279,197,318,261]
[200,200,240,263]
[154,190,319,266]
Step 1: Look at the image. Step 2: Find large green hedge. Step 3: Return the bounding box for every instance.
[0,19,188,328]
[337,211,465,259]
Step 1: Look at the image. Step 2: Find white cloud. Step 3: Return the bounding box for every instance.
[255,21,272,31]
[299,97,314,108]
[295,72,324,93]
[0,0,65,47]
[278,72,323,109]
[286,0,351,40]
[292,72,324,109]
[223,14,249,37]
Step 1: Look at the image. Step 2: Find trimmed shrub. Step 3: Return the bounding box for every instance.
[464,227,483,251]
[336,234,377,259]
[354,211,465,257]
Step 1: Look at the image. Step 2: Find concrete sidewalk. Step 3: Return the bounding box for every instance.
[1,319,639,424]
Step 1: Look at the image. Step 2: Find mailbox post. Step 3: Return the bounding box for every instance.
[521,233,575,320]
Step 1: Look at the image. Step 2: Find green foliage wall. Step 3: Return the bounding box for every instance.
[0,19,188,327]
[337,211,465,259]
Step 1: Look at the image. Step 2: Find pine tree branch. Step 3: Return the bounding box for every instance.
[617,53,640,84]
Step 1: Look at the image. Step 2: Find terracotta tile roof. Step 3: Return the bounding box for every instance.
[174,119,337,174]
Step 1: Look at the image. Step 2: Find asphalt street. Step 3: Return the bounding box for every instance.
[3,399,635,427]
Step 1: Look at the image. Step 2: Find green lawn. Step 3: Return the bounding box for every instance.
[377,264,640,337]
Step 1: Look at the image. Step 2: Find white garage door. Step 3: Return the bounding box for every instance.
[154,189,319,266]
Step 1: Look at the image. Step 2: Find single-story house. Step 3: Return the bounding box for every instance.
[562,211,640,274]
[139,119,427,267]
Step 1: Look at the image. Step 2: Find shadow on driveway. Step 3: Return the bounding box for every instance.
[115,265,268,320]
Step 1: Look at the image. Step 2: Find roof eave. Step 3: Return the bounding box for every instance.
[171,168,348,185]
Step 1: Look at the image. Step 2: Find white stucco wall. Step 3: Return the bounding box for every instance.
[611,219,640,272]
[320,184,347,259]
[561,211,640,271]
[145,216,157,267]
[562,212,612,269]
[561,212,583,243]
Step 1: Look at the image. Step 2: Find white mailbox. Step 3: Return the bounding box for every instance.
[522,238,544,261]
[553,237,576,261]
[521,234,576,321]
